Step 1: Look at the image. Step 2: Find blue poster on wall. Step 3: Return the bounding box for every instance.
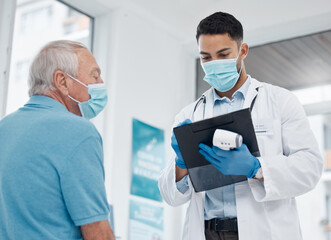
[129,199,164,240]
[130,119,165,202]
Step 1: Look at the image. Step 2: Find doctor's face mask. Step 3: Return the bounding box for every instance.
[201,46,243,92]
[66,73,108,119]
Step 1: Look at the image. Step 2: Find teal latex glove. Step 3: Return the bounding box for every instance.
[199,143,260,178]
[171,119,192,169]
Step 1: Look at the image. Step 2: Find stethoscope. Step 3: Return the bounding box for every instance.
[192,95,207,120]
[192,87,259,121]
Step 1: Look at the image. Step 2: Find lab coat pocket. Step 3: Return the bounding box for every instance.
[254,118,274,136]
[253,118,282,156]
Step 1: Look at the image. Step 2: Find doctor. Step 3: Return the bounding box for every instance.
[158,12,323,240]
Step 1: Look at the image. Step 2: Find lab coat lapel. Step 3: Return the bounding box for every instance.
[204,89,214,119]
[193,88,214,121]
[243,77,264,110]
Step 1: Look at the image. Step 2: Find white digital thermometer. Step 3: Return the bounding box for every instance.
[213,129,243,150]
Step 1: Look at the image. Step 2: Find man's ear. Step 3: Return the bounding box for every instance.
[53,70,69,95]
[240,43,249,60]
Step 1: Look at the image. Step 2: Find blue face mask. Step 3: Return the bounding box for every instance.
[201,47,242,92]
[66,73,108,119]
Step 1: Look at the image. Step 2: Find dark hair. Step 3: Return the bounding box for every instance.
[196,12,243,43]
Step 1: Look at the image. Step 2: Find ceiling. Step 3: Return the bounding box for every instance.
[96,0,331,48]
[245,30,331,90]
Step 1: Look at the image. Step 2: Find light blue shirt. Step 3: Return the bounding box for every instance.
[176,77,251,220]
[0,96,110,240]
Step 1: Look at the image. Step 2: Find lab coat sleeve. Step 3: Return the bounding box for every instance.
[248,89,324,202]
[158,109,194,207]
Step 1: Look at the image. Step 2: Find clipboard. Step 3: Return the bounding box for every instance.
[174,108,260,192]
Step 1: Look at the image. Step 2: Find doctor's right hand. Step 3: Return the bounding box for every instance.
[171,119,192,169]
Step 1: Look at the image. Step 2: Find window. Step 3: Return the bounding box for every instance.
[15,60,30,83]
[20,6,52,35]
[293,84,331,105]
[6,0,94,115]
[306,114,331,170]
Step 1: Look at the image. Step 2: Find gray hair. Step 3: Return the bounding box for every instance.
[28,40,87,97]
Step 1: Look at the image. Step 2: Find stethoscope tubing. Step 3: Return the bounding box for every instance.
[192,88,259,121]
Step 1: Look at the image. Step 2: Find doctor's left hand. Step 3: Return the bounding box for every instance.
[171,119,192,169]
[199,143,261,178]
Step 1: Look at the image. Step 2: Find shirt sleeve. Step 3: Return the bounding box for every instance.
[59,135,110,226]
[176,175,189,194]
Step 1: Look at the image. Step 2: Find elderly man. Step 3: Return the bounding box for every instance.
[0,40,115,240]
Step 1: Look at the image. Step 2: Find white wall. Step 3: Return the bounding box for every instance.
[92,6,196,240]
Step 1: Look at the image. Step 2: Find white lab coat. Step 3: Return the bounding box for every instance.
[158,77,323,240]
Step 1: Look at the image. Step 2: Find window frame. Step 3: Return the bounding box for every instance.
[0,0,17,118]
[57,0,95,52]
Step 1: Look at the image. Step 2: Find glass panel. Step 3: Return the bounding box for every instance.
[6,0,93,115]
[323,114,331,171]
[305,113,331,239]
[308,114,331,171]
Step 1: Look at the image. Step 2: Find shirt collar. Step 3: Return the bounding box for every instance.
[212,75,251,103]
[25,95,69,113]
